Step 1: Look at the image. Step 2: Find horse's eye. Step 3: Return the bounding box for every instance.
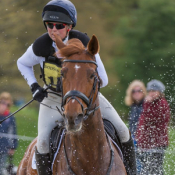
[90,74,95,79]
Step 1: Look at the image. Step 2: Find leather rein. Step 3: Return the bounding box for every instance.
[61,59,114,175]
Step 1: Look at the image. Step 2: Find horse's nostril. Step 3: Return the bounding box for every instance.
[74,114,84,125]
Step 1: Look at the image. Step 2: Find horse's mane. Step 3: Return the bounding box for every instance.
[59,38,85,58]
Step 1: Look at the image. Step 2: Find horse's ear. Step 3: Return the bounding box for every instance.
[54,33,66,49]
[87,35,100,55]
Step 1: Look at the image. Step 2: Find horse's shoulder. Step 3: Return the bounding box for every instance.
[32,33,54,57]
[69,30,90,47]
[17,138,37,175]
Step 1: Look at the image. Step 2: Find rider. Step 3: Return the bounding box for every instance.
[17,0,136,174]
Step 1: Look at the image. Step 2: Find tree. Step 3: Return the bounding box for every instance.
[114,0,175,122]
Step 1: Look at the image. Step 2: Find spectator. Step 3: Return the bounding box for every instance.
[125,80,146,144]
[125,80,146,174]
[136,79,170,175]
[0,92,18,175]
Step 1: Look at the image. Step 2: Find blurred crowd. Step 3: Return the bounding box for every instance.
[125,79,170,175]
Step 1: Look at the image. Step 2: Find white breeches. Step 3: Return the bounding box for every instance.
[37,92,130,154]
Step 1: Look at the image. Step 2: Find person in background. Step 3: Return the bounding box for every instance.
[125,80,146,174]
[0,92,18,175]
[125,80,146,145]
[136,79,170,175]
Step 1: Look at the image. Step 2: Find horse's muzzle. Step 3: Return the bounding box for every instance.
[64,113,84,132]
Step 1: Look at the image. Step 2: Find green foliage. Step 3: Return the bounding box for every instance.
[114,0,175,121]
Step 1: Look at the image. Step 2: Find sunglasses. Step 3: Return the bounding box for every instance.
[46,22,66,30]
[132,89,143,94]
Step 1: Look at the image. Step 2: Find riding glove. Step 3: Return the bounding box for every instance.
[31,83,47,102]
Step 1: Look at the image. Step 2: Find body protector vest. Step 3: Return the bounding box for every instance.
[32,30,90,92]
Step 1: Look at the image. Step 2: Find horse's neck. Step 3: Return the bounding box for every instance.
[65,100,110,168]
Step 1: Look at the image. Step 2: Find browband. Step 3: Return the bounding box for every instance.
[63,59,98,67]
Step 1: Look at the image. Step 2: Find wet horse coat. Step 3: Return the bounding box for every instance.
[17,34,126,175]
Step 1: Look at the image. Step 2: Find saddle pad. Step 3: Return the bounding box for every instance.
[32,128,65,170]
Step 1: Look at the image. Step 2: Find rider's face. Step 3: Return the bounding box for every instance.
[46,22,72,41]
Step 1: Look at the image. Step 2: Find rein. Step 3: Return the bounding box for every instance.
[61,59,100,120]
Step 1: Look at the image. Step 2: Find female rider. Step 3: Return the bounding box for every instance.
[17,0,136,174]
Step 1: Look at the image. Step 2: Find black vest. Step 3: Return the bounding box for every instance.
[32,30,90,58]
[32,30,90,92]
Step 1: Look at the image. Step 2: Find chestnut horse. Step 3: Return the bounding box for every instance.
[17,35,126,175]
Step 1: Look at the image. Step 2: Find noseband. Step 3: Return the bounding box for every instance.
[61,59,100,120]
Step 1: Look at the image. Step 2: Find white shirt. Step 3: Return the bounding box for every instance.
[17,39,108,88]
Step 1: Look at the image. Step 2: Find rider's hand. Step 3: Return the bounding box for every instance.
[31,83,47,102]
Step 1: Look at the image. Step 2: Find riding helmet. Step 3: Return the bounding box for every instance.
[42,0,77,27]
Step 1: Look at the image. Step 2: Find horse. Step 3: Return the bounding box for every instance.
[17,34,127,175]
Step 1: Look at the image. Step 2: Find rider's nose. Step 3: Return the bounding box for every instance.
[52,26,57,31]
[74,113,84,125]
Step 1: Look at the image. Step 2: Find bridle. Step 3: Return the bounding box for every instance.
[61,59,100,120]
[61,59,114,175]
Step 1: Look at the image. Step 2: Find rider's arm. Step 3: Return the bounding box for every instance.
[17,44,45,86]
[95,53,108,87]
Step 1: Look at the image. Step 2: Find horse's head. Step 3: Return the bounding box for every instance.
[55,34,101,133]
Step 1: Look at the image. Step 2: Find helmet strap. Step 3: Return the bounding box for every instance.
[62,29,71,41]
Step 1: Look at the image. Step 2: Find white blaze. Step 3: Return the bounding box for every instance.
[74,64,81,72]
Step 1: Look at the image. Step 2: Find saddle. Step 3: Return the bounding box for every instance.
[103,119,122,150]
[49,119,123,163]
[49,126,65,162]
